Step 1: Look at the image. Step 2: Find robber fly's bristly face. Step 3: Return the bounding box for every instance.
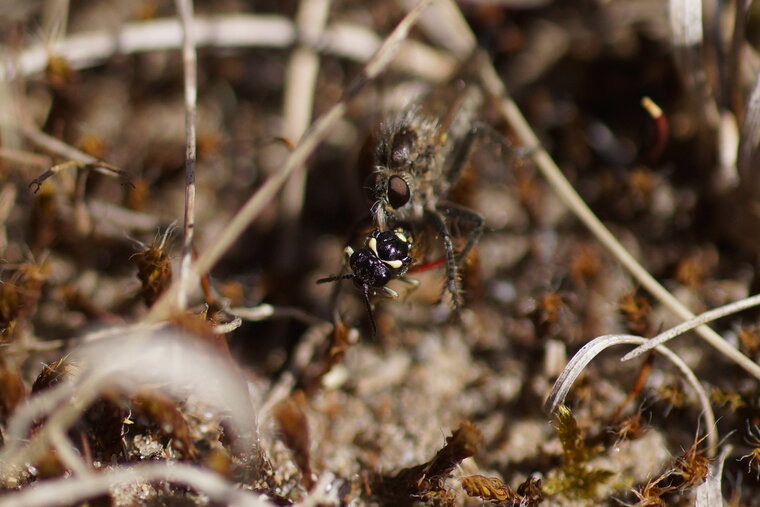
[364,86,484,230]
[364,109,443,229]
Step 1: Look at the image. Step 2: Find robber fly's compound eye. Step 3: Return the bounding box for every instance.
[387,176,410,209]
[363,172,383,203]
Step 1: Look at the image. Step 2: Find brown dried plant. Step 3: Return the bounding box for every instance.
[461,474,543,506]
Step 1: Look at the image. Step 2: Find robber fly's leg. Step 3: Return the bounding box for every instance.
[397,276,421,300]
[447,120,529,185]
[438,202,485,265]
[424,208,462,312]
[446,122,482,185]
[381,286,399,298]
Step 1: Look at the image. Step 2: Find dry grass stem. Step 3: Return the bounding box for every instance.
[622,292,760,360]
[2,381,77,461]
[0,184,16,249]
[175,0,198,310]
[2,15,453,83]
[669,0,703,47]
[398,0,476,57]
[717,111,740,191]
[545,334,717,456]
[20,125,99,165]
[212,317,242,334]
[727,0,749,118]
[669,0,719,128]
[0,377,99,480]
[0,147,50,168]
[47,426,91,478]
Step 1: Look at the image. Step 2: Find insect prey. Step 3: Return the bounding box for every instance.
[317,227,418,338]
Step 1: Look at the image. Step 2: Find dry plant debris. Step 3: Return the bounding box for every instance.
[3,0,760,505]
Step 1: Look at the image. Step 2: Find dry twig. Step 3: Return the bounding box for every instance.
[175,0,198,310]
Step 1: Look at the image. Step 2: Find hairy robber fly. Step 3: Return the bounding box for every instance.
[317,227,417,338]
[363,84,485,311]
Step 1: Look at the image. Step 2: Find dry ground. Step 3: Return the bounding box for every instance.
[1,0,760,505]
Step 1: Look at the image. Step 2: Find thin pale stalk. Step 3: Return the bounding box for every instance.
[623,293,760,360]
[0,184,17,249]
[175,0,198,310]
[3,15,455,83]
[0,375,103,479]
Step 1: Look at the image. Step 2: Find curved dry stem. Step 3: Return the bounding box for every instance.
[2,380,77,459]
[0,374,104,481]
[545,334,717,457]
[212,317,242,334]
[144,0,434,323]
[0,462,271,507]
[622,292,760,360]
[399,0,475,57]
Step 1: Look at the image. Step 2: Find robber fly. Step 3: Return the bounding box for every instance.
[317,227,417,338]
[363,84,485,311]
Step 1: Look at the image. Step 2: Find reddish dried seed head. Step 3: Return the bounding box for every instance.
[134,241,172,307]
